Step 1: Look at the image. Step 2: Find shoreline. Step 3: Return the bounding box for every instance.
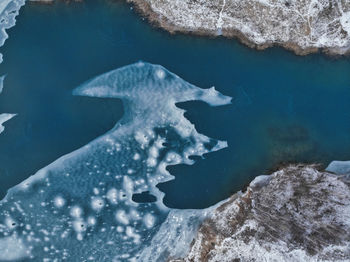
[175,163,350,261]
[127,0,350,57]
[29,0,350,56]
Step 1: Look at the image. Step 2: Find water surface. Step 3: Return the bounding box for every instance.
[0,0,350,208]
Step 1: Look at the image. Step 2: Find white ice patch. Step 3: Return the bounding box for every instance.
[0,0,25,64]
[0,235,29,261]
[91,196,105,212]
[0,75,16,135]
[70,206,83,218]
[138,208,213,261]
[249,175,271,188]
[0,113,16,134]
[340,11,350,35]
[155,69,165,79]
[115,210,129,225]
[326,160,350,175]
[0,74,5,93]
[53,196,66,208]
[0,62,231,261]
[106,188,118,204]
[133,153,141,160]
[143,213,156,229]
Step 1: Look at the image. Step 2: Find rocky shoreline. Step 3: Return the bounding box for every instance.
[172,163,350,261]
[28,0,350,55]
[127,0,350,56]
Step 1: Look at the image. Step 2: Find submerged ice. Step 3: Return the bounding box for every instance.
[0,62,231,261]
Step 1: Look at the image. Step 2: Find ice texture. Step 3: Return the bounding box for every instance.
[0,0,25,63]
[0,62,231,261]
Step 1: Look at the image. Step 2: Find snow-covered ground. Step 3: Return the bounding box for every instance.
[129,0,350,55]
[177,165,350,261]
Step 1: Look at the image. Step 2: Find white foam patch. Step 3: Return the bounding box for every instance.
[0,62,231,260]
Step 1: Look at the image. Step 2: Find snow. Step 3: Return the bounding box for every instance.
[131,0,350,54]
[181,165,350,261]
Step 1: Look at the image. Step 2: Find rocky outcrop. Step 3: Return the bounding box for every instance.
[174,165,350,261]
[128,0,350,55]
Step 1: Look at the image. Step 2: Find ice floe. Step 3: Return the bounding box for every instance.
[0,62,231,261]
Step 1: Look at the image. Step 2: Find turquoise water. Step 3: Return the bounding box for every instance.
[0,0,350,209]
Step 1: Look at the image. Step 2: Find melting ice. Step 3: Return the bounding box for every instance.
[0,0,24,135]
[0,62,231,261]
[0,0,25,63]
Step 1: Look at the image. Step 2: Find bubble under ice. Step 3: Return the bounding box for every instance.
[0,62,231,261]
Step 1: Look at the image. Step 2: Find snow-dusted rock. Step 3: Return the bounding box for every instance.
[175,165,350,261]
[128,0,350,55]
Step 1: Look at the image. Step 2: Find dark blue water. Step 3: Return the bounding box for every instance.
[0,0,349,208]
